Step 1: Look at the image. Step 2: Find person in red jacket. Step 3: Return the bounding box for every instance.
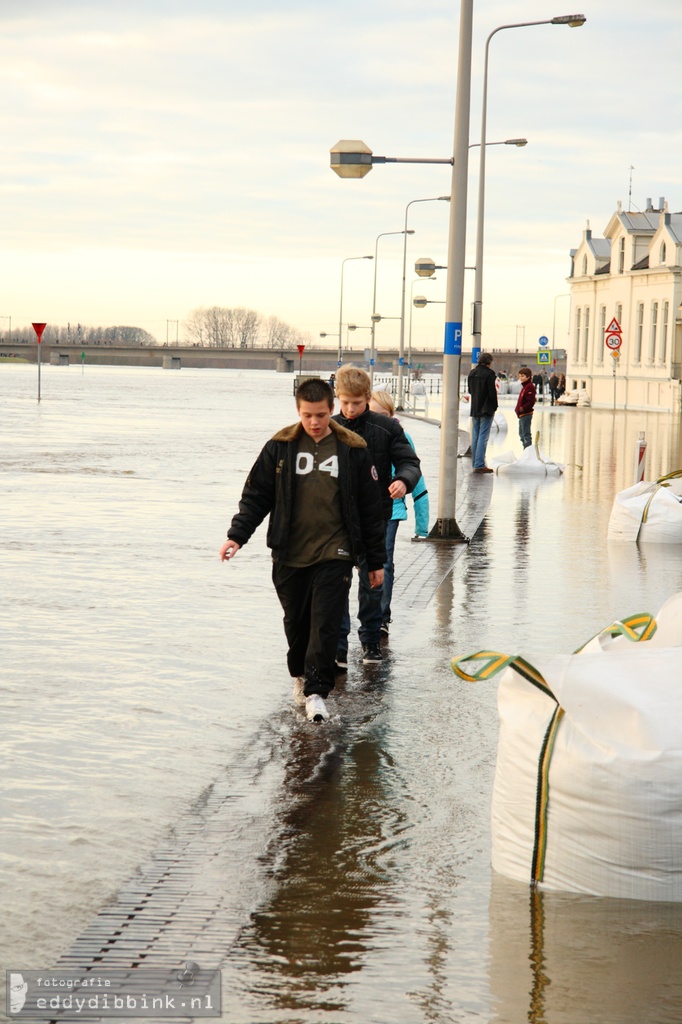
[515,367,536,449]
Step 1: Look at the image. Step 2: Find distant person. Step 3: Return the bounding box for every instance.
[532,372,543,399]
[558,373,566,398]
[332,366,422,665]
[368,390,429,637]
[549,372,559,405]
[220,377,386,723]
[515,367,537,448]
[328,372,336,394]
[467,352,498,473]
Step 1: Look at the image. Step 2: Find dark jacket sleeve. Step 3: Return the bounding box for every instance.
[226,441,278,547]
[386,418,422,493]
[354,449,388,571]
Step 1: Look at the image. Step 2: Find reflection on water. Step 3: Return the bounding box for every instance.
[489,874,682,1024]
[2,366,682,1023]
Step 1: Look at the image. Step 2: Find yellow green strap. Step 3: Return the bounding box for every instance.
[451,650,557,702]
[572,612,657,653]
[531,705,565,887]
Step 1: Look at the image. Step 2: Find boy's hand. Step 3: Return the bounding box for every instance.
[368,569,384,589]
[220,539,241,562]
[388,480,407,499]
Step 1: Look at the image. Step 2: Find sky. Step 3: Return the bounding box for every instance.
[0,0,680,352]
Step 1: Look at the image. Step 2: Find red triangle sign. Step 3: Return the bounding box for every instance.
[605,317,621,334]
[32,322,47,342]
[297,344,305,356]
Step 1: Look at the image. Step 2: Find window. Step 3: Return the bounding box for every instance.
[616,303,623,327]
[582,307,590,363]
[635,303,644,363]
[649,303,658,363]
[618,237,625,274]
[574,307,581,362]
[660,242,667,265]
[597,306,605,364]
[582,254,588,276]
[661,301,669,364]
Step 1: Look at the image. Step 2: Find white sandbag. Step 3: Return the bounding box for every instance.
[491,443,564,476]
[452,597,682,901]
[608,471,682,543]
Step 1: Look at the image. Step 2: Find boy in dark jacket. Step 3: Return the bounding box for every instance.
[515,367,536,448]
[332,366,421,665]
[220,378,386,723]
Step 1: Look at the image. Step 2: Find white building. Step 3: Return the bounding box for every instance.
[568,198,682,411]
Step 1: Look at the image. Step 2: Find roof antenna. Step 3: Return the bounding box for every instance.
[628,165,634,211]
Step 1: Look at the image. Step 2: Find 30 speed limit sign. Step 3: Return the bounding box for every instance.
[605,332,622,350]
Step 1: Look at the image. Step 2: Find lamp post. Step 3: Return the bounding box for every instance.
[338,255,373,367]
[552,293,571,347]
[397,197,450,410]
[346,323,371,360]
[408,277,439,371]
[471,13,586,357]
[370,230,413,384]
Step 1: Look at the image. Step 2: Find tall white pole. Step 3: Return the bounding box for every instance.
[432,0,473,538]
[339,255,372,367]
[397,197,449,410]
[472,17,586,356]
[370,230,406,385]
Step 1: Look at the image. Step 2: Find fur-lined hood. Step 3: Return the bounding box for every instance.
[272,419,367,448]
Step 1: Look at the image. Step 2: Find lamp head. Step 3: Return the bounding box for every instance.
[415,257,436,278]
[506,138,528,147]
[551,13,586,26]
[330,140,373,178]
[413,296,428,309]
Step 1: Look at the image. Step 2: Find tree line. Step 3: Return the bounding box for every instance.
[2,308,310,349]
[6,324,157,346]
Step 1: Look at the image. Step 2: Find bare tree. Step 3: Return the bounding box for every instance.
[232,307,261,348]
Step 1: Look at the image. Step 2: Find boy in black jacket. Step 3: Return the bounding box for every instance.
[220,378,386,723]
[332,366,421,665]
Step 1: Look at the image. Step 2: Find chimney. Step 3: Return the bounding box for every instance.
[659,196,665,210]
[645,197,653,211]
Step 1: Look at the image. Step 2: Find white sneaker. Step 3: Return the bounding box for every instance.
[305,694,330,723]
[292,677,306,706]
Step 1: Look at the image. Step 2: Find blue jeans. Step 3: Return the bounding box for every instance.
[519,414,533,448]
[380,518,400,624]
[471,415,494,469]
[338,553,386,655]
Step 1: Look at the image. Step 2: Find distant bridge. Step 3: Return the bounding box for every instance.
[0,343,447,372]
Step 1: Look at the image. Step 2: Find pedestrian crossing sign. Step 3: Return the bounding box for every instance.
[536,350,551,364]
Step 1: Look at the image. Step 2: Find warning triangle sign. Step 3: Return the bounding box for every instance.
[606,317,622,334]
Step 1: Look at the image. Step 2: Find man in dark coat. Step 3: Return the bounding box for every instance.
[467,352,498,473]
[220,378,386,723]
[332,365,422,665]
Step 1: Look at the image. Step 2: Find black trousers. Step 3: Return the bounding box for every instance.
[272,559,352,698]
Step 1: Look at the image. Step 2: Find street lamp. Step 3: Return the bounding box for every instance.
[552,293,571,347]
[408,277,438,371]
[370,230,414,384]
[338,255,373,367]
[397,196,451,410]
[471,14,586,357]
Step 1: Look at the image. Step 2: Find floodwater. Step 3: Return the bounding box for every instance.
[2,363,682,1023]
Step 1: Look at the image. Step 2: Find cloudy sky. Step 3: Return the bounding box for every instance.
[0,0,680,351]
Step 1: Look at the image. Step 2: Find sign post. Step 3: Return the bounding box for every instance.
[604,316,622,411]
[296,343,305,375]
[32,322,47,402]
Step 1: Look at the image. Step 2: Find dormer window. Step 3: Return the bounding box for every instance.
[660,241,667,265]
[618,237,625,274]
[581,255,588,276]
